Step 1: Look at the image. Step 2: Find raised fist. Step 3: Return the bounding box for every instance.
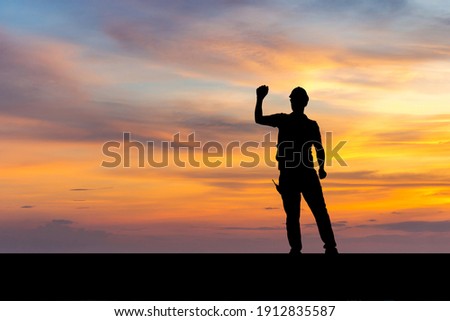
[256,85,269,99]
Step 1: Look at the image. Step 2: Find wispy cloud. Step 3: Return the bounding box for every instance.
[0,219,109,253]
[326,170,450,188]
[372,220,450,233]
[0,219,287,253]
[1,218,449,253]
[69,187,112,192]
[99,0,450,93]
[221,226,283,231]
[51,219,73,225]
[338,233,450,253]
[0,29,100,106]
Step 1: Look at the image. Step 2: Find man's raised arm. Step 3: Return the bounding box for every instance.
[254,85,269,125]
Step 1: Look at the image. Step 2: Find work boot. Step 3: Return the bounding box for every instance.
[289,248,302,255]
[325,247,339,255]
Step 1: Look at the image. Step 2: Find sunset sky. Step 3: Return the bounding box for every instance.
[1,0,450,252]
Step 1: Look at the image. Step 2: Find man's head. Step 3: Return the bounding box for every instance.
[289,87,309,113]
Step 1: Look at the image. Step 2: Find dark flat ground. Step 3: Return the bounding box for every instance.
[2,254,449,301]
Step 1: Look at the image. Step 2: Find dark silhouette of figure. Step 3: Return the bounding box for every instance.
[254,85,338,255]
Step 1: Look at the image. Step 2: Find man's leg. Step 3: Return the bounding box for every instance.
[302,171,337,252]
[279,171,302,253]
[281,192,302,253]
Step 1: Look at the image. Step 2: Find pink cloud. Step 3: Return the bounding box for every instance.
[0,29,106,106]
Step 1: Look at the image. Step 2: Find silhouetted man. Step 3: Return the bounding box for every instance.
[254,85,338,255]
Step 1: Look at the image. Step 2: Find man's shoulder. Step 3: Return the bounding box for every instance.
[259,113,289,127]
[303,114,320,126]
[301,113,314,121]
[270,113,290,123]
[289,113,318,125]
